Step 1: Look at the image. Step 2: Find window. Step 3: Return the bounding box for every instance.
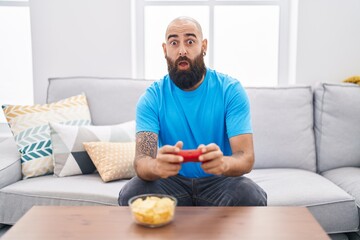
[133,0,292,86]
[214,5,279,86]
[0,0,33,123]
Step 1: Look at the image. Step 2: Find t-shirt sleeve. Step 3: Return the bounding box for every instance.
[225,80,253,138]
[136,85,160,134]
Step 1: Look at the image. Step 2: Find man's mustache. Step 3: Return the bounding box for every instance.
[175,56,191,65]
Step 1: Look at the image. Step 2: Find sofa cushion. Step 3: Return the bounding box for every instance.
[246,168,359,234]
[83,142,136,182]
[47,77,153,125]
[0,174,128,224]
[322,167,360,208]
[50,121,135,177]
[2,94,91,179]
[314,83,360,172]
[246,86,316,171]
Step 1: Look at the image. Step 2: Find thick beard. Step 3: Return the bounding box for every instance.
[166,52,206,90]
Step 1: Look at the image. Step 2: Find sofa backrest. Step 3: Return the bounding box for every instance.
[47,77,317,171]
[314,83,360,173]
[47,77,153,125]
[246,86,316,172]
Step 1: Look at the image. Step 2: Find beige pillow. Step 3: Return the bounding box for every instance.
[83,142,136,182]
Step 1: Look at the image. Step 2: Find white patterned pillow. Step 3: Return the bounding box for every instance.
[2,94,91,179]
[83,141,136,182]
[50,121,135,177]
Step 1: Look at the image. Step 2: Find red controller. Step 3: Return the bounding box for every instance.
[176,149,202,163]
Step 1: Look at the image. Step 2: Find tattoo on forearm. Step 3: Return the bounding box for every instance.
[136,131,158,159]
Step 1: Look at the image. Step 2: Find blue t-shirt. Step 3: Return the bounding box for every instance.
[136,68,252,178]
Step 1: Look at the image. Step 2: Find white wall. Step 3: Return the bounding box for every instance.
[296,0,360,85]
[30,0,132,104]
[29,0,360,104]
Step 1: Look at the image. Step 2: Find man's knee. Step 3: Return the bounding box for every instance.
[118,177,158,206]
[232,177,267,206]
[118,177,151,206]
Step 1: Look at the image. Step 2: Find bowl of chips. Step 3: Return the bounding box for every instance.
[128,194,177,228]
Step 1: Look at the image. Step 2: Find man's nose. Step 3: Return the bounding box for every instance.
[179,44,187,56]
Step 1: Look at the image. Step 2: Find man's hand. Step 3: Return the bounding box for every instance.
[152,141,184,178]
[197,134,255,177]
[135,132,184,181]
[198,143,228,175]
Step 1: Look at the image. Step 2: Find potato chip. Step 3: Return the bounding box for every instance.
[129,195,176,227]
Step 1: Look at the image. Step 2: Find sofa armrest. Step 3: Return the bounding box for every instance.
[0,137,21,188]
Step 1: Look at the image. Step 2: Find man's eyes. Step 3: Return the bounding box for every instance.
[169,40,195,46]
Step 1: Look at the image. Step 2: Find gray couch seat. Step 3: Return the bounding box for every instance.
[247,168,359,234]
[0,173,127,225]
[322,167,360,209]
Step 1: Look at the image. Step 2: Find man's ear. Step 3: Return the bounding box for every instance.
[162,43,167,58]
[202,39,208,53]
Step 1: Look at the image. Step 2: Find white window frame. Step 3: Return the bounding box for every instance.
[133,0,296,85]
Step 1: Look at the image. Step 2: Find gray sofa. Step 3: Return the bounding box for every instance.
[1,77,360,238]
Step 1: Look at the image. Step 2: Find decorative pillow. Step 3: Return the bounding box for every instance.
[50,121,135,177]
[83,142,136,182]
[343,75,360,85]
[2,94,91,179]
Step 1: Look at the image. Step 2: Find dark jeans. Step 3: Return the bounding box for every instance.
[118,175,267,206]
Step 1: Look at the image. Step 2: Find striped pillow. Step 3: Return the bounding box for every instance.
[2,94,91,179]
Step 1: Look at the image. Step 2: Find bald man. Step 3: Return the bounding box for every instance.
[118,17,267,206]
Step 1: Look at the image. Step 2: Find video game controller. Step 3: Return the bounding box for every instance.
[176,149,202,163]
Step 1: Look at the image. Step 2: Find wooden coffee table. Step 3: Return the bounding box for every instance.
[2,206,329,240]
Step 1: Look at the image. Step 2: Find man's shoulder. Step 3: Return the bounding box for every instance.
[207,69,242,88]
[147,75,169,91]
[138,75,172,107]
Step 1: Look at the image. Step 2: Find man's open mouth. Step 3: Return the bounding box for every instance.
[178,61,189,67]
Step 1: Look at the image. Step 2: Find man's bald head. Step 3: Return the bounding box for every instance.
[165,16,203,40]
